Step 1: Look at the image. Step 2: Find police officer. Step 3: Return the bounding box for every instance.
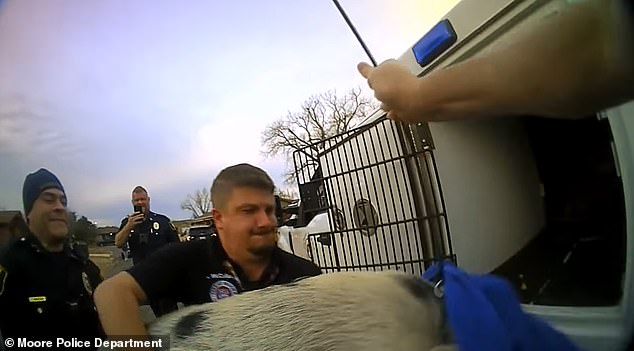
[114,185,180,317]
[95,163,322,338]
[0,168,103,349]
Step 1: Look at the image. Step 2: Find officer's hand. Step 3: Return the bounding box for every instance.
[125,212,145,230]
[358,59,427,123]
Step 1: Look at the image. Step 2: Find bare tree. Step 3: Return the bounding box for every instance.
[180,188,212,218]
[277,188,299,200]
[262,87,378,184]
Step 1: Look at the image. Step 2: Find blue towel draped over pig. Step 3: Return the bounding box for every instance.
[422,261,582,351]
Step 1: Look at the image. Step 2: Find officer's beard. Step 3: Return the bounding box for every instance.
[248,244,276,257]
[247,227,277,258]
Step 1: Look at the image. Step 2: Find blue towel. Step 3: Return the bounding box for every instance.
[422,261,582,351]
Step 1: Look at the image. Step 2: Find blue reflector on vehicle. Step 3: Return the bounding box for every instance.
[412,19,457,67]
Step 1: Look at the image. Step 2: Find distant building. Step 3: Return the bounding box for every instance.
[0,211,28,247]
[278,196,297,223]
[95,226,119,247]
[0,210,28,236]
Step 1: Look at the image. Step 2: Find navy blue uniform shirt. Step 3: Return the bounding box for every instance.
[0,234,103,349]
[119,211,179,264]
[127,234,322,306]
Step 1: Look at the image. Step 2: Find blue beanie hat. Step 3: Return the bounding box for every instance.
[23,168,66,216]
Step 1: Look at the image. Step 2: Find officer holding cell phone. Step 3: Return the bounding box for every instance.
[114,185,180,316]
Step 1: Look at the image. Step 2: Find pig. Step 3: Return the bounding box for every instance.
[145,270,455,351]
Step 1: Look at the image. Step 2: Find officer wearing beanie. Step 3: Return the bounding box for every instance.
[0,168,104,349]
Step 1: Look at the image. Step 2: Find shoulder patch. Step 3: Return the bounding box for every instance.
[0,264,8,297]
[209,280,239,302]
[82,271,94,295]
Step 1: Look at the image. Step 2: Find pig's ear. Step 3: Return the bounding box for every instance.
[429,344,457,351]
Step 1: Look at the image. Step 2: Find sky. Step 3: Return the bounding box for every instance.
[0,0,460,226]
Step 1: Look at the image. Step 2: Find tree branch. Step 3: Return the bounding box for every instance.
[180,188,212,218]
[261,86,379,186]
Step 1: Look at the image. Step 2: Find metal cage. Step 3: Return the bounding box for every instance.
[292,116,454,275]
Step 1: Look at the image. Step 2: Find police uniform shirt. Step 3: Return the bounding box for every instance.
[127,234,322,305]
[119,211,179,263]
[0,234,103,344]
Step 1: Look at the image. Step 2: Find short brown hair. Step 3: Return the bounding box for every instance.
[211,163,275,209]
[132,186,148,195]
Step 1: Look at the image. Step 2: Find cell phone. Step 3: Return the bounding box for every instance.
[133,205,143,214]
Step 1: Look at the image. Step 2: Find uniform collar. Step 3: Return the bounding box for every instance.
[213,234,281,285]
[144,211,157,223]
[22,232,79,260]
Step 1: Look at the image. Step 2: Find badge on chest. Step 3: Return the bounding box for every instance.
[206,273,241,302]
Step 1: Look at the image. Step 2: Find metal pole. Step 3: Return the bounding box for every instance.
[331,0,378,67]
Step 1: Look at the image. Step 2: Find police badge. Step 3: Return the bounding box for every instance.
[81,271,93,295]
[209,280,239,302]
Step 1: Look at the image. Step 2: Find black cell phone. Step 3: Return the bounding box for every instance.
[134,205,143,214]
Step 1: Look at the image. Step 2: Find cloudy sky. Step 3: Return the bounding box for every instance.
[0,0,459,226]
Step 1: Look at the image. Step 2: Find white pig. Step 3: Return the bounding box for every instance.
[145,270,454,351]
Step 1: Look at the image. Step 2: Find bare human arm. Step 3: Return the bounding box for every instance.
[93,272,151,350]
[94,241,190,340]
[358,0,634,123]
[114,213,144,248]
